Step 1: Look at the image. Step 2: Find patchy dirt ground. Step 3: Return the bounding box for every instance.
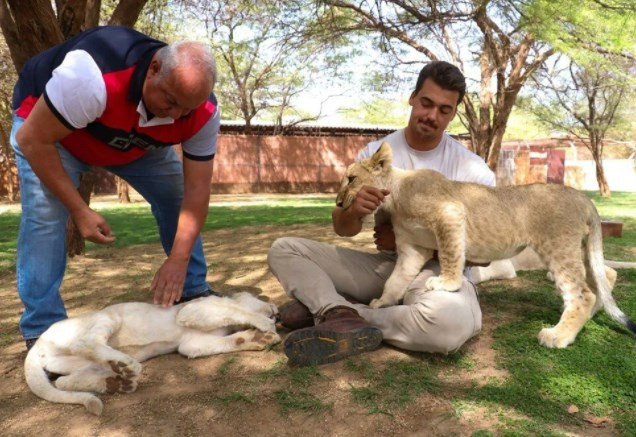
[0,196,620,436]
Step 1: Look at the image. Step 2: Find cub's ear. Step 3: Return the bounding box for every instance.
[370,142,393,170]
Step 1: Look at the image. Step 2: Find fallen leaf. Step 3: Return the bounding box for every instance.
[583,414,611,427]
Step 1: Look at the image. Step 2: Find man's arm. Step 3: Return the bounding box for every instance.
[332,186,389,237]
[16,97,115,244]
[152,157,213,307]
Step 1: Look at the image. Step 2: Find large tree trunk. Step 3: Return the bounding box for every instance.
[1,0,148,256]
[110,0,146,26]
[1,0,63,71]
[84,0,101,28]
[57,0,88,38]
[0,120,16,201]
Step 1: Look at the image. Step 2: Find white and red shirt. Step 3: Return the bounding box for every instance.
[12,26,219,166]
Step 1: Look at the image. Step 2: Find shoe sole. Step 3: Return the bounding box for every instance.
[284,326,383,366]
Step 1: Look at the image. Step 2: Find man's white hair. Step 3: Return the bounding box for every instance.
[155,41,216,90]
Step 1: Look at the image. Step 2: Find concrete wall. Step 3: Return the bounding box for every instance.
[565,159,636,192]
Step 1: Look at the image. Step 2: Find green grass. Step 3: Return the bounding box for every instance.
[0,195,335,275]
[346,358,439,415]
[585,191,636,261]
[469,269,636,435]
[0,192,634,433]
[0,191,632,275]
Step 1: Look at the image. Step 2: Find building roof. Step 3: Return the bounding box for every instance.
[219,121,400,137]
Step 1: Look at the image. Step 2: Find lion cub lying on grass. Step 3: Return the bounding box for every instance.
[336,142,636,348]
[25,292,280,416]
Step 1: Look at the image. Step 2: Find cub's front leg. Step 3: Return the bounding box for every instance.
[425,202,466,292]
[370,243,434,308]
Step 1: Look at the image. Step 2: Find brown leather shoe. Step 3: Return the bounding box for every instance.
[279,300,315,331]
[284,306,382,366]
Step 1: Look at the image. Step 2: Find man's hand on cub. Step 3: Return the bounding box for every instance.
[349,186,390,219]
[373,222,396,251]
[151,257,189,307]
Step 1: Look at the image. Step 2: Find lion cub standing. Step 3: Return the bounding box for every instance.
[336,142,636,348]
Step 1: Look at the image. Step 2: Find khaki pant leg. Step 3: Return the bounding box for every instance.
[356,266,482,354]
[268,237,482,353]
[267,237,394,317]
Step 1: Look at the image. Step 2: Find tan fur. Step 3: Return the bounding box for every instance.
[336,143,635,348]
[24,292,280,415]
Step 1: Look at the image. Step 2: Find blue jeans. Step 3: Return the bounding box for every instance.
[10,114,209,339]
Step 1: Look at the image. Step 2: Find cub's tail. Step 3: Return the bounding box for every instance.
[24,341,103,415]
[587,211,636,335]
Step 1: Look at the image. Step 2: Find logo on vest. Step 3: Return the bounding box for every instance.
[108,134,159,151]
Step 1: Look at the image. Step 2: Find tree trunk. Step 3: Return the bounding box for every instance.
[590,137,611,197]
[1,0,149,256]
[68,0,147,254]
[109,0,146,26]
[595,161,611,197]
[0,120,16,201]
[65,171,96,257]
[117,177,131,203]
[57,0,88,38]
[1,0,63,72]
[84,0,101,28]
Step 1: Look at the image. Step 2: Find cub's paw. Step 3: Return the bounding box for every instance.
[108,359,142,379]
[537,327,575,349]
[252,330,281,346]
[243,329,281,350]
[425,276,462,292]
[105,374,138,394]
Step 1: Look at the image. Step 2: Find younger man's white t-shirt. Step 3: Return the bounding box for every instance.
[358,129,495,186]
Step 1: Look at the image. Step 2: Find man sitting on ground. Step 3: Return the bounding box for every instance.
[268,61,495,366]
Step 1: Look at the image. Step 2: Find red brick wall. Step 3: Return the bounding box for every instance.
[210,134,375,193]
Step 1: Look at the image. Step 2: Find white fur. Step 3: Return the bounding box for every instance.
[24,292,280,415]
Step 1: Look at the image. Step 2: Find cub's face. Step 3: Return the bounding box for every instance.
[335,161,379,209]
[336,142,394,209]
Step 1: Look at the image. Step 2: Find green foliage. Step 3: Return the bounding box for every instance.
[502,103,553,140]
[192,0,357,126]
[338,96,410,126]
[473,269,636,433]
[523,55,633,145]
[522,0,636,65]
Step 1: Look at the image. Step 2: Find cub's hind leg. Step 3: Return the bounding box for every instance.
[67,315,142,380]
[53,362,134,394]
[537,247,596,348]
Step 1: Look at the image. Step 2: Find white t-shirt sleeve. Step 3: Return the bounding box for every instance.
[356,140,378,161]
[462,157,496,187]
[182,105,220,160]
[43,50,106,129]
